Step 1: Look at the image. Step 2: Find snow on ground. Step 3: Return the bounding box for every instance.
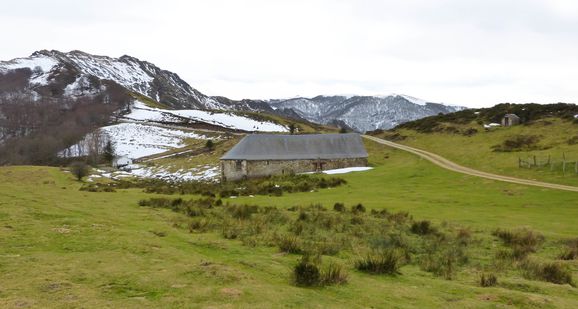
[88,164,219,182]
[101,123,209,159]
[321,167,374,174]
[128,164,220,182]
[397,94,428,106]
[125,101,288,132]
[304,166,374,175]
[0,55,59,73]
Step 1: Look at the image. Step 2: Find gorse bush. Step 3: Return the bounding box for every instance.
[521,259,575,286]
[321,262,348,285]
[410,220,437,235]
[355,249,404,275]
[558,238,578,260]
[493,228,544,260]
[491,135,546,152]
[293,255,321,286]
[333,202,345,212]
[479,273,498,287]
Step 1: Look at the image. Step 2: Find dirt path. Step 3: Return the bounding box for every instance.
[363,135,578,193]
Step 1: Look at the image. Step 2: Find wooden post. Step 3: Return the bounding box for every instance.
[533,155,537,167]
[563,160,566,175]
[575,161,577,174]
[518,157,521,168]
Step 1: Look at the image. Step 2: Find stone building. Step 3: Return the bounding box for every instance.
[220,133,368,181]
[501,114,520,127]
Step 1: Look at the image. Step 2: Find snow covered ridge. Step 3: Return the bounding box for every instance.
[63,122,212,160]
[125,101,288,133]
[0,50,223,109]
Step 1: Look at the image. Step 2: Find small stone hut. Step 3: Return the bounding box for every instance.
[220,133,368,181]
[501,114,520,127]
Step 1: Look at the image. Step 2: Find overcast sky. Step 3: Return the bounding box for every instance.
[2,0,578,107]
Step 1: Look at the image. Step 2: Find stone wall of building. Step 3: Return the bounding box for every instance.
[221,157,368,181]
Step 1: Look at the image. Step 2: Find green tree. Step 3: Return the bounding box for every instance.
[289,123,297,135]
[69,161,90,181]
[102,140,115,163]
[205,139,215,150]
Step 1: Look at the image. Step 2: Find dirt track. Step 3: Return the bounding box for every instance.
[363,135,578,193]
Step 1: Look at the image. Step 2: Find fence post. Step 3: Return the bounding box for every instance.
[518,157,521,168]
[563,160,566,175]
[575,161,577,174]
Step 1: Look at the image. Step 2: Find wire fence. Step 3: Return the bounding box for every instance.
[519,153,578,175]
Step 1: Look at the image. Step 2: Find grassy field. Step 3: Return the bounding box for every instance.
[0,139,577,308]
[372,118,578,187]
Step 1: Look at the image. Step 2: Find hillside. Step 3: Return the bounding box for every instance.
[1,139,577,308]
[369,103,578,186]
[0,50,324,165]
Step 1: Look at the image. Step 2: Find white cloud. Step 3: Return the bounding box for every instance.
[1,0,577,107]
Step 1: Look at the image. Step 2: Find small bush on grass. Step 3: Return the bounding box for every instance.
[491,135,545,152]
[69,161,90,181]
[558,239,578,260]
[355,249,404,275]
[321,262,348,285]
[333,203,345,212]
[188,218,212,233]
[293,255,321,286]
[351,203,366,214]
[479,273,498,287]
[226,204,259,219]
[278,235,303,254]
[493,228,544,259]
[410,220,437,235]
[521,259,575,286]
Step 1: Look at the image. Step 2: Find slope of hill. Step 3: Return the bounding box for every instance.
[270,94,464,132]
[369,103,578,186]
[1,139,577,308]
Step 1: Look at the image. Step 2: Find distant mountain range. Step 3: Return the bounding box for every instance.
[0,50,463,134]
[269,95,464,132]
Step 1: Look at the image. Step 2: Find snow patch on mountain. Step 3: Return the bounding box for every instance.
[125,101,288,132]
[101,123,208,159]
[0,55,59,73]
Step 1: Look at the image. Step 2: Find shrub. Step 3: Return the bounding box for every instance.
[410,220,436,235]
[69,161,90,181]
[491,135,545,152]
[355,249,404,275]
[567,136,578,145]
[188,218,211,232]
[293,255,321,286]
[558,238,578,260]
[278,235,303,254]
[226,204,259,219]
[351,203,366,214]
[321,262,348,285]
[492,228,544,259]
[333,202,345,212]
[521,259,575,286]
[479,273,498,287]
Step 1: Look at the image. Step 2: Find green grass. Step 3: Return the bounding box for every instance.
[0,138,577,308]
[374,118,578,187]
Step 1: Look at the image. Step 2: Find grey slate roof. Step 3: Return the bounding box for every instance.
[221,133,368,161]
